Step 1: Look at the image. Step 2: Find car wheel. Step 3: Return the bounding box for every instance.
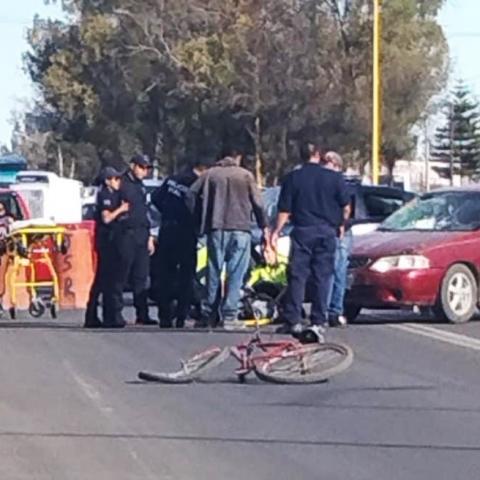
[345,304,362,323]
[434,264,477,324]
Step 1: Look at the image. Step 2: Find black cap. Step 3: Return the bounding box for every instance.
[102,166,122,181]
[130,154,152,168]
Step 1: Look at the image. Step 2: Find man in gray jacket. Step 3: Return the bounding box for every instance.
[192,149,268,328]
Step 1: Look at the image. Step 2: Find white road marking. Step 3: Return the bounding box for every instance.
[63,360,113,415]
[390,323,480,352]
[63,360,162,480]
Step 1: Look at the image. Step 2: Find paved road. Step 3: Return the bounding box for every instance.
[0,311,480,479]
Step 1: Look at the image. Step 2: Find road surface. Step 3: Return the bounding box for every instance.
[0,310,479,479]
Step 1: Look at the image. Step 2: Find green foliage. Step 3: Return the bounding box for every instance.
[17,0,448,183]
[432,82,480,179]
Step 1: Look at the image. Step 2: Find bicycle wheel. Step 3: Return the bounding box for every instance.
[138,347,230,383]
[255,343,353,384]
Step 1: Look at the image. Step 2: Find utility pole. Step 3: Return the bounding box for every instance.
[449,102,455,186]
[372,0,382,185]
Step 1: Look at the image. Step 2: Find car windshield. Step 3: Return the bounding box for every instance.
[379,191,480,232]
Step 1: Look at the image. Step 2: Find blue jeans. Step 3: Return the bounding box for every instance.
[327,229,353,316]
[204,230,251,322]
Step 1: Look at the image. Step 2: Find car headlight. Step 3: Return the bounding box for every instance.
[370,255,430,273]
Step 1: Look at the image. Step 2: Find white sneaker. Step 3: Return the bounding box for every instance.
[329,313,348,328]
[302,325,326,344]
[337,315,348,327]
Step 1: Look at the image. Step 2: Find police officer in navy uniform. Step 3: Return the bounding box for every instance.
[271,142,350,342]
[110,154,157,326]
[84,167,128,328]
[150,159,210,328]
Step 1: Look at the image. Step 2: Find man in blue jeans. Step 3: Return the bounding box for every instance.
[324,151,353,327]
[191,149,268,329]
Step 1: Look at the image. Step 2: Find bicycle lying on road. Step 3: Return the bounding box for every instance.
[138,331,353,385]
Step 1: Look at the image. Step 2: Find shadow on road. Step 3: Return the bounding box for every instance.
[127,376,294,386]
[261,401,480,414]
[0,322,280,334]
[352,310,480,326]
[0,322,84,330]
[353,315,445,326]
[0,430,478,452]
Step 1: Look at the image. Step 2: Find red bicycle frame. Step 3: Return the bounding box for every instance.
[229,332,302,378]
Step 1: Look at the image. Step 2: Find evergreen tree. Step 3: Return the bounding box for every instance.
[432,82,480,180]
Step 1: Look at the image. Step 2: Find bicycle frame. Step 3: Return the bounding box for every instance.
[229,331,301,378]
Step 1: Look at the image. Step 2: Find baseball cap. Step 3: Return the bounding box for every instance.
[130,154,152,168]
[102,166,122,181]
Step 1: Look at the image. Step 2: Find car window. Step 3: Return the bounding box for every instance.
[0,192,23,220]
[363,193,405,218]
[380,191,480,232]
[82,204,97,221]
[18,190,44,219]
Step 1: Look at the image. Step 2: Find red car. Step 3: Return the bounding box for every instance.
[346,186,480,324]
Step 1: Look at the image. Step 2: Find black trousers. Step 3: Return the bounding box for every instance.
[85,241,115,324]
[283,226,336,326]
[110,229,150,323]
[156,224,197,326]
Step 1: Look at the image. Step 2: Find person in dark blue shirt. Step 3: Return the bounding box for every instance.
[110,155,158,327]
[271,142,350,341]
[150,159,210,328]
[84,167,128,328]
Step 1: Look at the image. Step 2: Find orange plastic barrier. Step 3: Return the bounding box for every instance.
[55,227,95,309]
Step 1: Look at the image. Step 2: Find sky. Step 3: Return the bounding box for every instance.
[439,0,480,94]
[0,0,479,147]
[0,0,64,147]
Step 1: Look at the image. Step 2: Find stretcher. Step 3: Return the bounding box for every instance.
[4,225,68,319]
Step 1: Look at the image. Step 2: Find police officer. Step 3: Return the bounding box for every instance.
[150,159,210,328]
[110,154,157,326]
[84,167,128,328]
[271,142,350,341]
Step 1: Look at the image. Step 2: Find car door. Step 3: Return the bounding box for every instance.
[352,187,414,236]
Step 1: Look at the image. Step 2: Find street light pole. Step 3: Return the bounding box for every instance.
[372,0,382,185]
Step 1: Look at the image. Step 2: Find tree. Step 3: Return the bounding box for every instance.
[18,0,449,183]
[432,82,480,181]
